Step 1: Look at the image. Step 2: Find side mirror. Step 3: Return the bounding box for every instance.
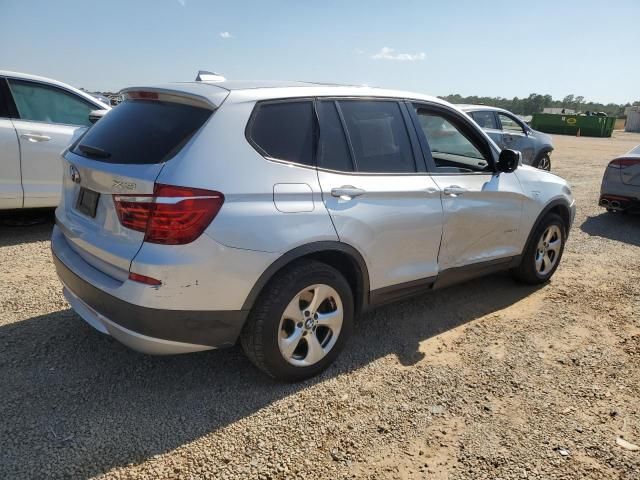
[88,109,109,124]
[496,149,520,173]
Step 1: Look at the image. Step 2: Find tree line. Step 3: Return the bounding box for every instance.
[439,93,640,117]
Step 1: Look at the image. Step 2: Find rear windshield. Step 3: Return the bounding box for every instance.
[72,100,212,164]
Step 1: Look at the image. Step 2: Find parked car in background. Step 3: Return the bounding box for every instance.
[89,92,112,106]
[599,145,640,213]
[0,70,110,210]
[459,105,554,170]
[52,80,575,381]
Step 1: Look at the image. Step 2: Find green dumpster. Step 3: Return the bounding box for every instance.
[530,113,616,137]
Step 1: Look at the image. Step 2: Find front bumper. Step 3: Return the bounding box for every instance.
[52,232,248,355]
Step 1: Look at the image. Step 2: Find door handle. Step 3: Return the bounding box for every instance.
[331,186,366,199]
[21,133,51,143]
[443,185,468,196]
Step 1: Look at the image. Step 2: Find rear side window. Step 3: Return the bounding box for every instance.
[8,79,96,126]
[72,100,212,164]
[317,101,353,172]
[249,101,314,166]
[470,111,498,130]
[338,100,416,173]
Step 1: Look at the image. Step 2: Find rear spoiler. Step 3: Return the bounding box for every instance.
[120,84,229,110]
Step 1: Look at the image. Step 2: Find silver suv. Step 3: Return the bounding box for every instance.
[460,105,554,170]
[52,81,576,381]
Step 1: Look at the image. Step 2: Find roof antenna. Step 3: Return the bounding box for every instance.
[195,70,226,82]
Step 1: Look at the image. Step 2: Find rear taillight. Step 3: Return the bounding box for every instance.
[128,272,162,286]
[113,184,224,245]
[609,157,640,169]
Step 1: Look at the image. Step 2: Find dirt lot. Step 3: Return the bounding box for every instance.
[1,131,639,480]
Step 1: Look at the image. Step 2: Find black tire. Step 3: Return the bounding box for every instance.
[240,260,354,381]
[511,212,566,285]
[535,153,551,171]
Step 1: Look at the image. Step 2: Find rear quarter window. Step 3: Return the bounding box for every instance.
[248,101,315,166]
[72,100,212,164]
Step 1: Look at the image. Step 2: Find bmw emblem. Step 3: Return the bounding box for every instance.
[70,165,81,184]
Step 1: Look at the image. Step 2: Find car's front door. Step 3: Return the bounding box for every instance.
[6,78,96,208]
[497,112,535,164]
[0,78,22,209]
[411,103,525,271]
[315,99,444,293]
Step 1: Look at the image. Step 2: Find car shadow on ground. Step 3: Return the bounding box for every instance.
[580,212,640,247]
[0,210,55,247]
[0,272,541,478]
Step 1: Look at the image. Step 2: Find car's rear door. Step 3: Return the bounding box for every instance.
[0,77,21,209]
[410,102,525,271]
[6,78,102,208]
[315,99,443,295]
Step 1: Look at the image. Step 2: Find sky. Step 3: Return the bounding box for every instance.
[1,0,638,104]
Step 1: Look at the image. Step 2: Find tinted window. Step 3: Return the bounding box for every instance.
[471,110,498,129]
[317,101,353,172]
[250,101,314,166]
[498,113,524,133]
[8,79,95,126]
[415,107,490,173]
[339,101,415,173]
[72,100,212,164]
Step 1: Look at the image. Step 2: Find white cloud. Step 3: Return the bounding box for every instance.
[371,47,426,61]
[219,31,233,39]
[354,48,365,55]
[176,0,186,6]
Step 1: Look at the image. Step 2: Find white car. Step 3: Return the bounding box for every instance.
[0,70,110,210]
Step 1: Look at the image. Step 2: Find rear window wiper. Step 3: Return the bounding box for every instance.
[77,144,111,159]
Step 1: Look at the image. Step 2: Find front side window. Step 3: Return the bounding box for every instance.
[8,79,95,126]
[249,101,314,166]
[498,113,524,133]
[415,106,491,173]
[338,100,416,173]
[471,110,498,130]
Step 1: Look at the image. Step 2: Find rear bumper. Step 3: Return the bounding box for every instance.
[599,194,640,212]
[52,232,248,354]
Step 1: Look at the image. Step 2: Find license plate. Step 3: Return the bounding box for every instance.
[75,187,100,218]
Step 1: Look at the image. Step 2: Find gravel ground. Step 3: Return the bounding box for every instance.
[1,131,639,480]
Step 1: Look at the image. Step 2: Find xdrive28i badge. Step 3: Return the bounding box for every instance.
[69,165,81,184]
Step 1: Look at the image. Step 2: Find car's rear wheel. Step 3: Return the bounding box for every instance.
[535,153,551,171]
[240,260,354,381]
[512,213,566,284]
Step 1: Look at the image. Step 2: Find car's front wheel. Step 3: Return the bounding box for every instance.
[240,260,354,381]
[535,153,552,171]
[512,212,566,284]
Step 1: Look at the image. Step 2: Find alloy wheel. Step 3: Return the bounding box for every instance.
[277,284,343,367]
[535,225,562,275]
[538,155,551,171]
